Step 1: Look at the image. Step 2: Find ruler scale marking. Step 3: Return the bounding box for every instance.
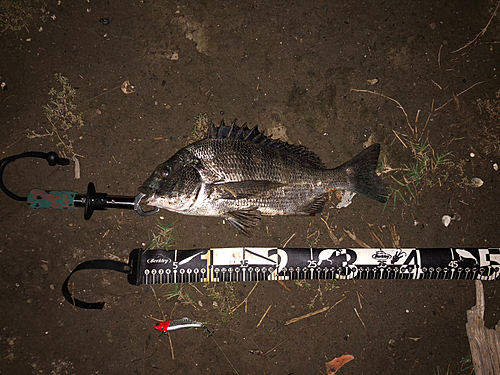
[127,248,500,285]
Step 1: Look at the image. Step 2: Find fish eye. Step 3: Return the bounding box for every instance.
[158,166,172,178]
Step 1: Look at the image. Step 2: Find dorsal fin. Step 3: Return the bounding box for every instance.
[208,119,326,168]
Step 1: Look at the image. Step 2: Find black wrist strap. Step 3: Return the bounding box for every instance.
[62,259,131,309]
[0,151,69,201]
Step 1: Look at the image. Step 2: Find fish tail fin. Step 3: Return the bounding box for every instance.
[333,144,388,203]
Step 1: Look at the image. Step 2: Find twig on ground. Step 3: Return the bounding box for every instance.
[282,232,296,248]
[354,307,370,341]
[321,217,341,246]
[72,155,80,179]
[392,130,408,148]
[167,333,175,360]
[208,333,239,374]
[351,88,413,136]
[306,229,320,239]
[415,109,421,124]
[150,285,166,320]
[431,79,442,90]
[285,296,347,326]
[190,283,204,295]
[277,280,291,291]
[434,80,490,112]
[356,291,364,310]
[70,282,78,312]
[344,229,371,248]
[369,229,385,248]
[420,99,434,142]
[389,224,401,248]
[451,1,500,54]
[229,282,259,314]
[405,337,422,341]
[329,296,348,311]
[144,314,163,322]
[165,302,178,360]
[437,44,443,69]
[77,84,122,105]
[257,305,272,327]
[264,334,296,356]
[159,335,175,361]
[285,306,330,326]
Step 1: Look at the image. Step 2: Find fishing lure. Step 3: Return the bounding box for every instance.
[154,317,204,333]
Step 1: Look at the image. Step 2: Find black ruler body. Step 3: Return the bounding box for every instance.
[127,247,500,285]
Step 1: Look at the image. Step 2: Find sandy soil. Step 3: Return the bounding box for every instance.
[1,0,500,374]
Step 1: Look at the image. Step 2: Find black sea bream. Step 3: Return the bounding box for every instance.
[139,120,388,234]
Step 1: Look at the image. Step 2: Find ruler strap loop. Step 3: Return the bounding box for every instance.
[62,259,131,309]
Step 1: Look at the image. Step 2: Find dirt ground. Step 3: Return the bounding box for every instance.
[1,0,500,374]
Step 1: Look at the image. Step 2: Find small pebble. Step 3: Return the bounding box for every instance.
[442,215,452,227]
[100,18,109,25]
[471,177,483,187]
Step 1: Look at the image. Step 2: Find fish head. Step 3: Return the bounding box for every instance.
[139,152,202,213]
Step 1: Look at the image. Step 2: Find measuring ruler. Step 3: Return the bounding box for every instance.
[63,247,500,309]
[127,247,500,284]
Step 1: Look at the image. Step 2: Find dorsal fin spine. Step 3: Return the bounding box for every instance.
[206,119,326,169]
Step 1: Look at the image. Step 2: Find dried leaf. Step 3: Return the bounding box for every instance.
[325,354,354,375]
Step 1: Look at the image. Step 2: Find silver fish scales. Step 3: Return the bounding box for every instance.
[139,120,388,234]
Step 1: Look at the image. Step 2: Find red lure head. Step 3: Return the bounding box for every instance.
[154,320,171,333]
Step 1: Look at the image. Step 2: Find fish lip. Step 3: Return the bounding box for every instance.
[138,186,159,205]
[138,186,154,196]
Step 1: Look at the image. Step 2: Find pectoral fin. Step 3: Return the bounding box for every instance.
[226,207,262,235]
[218,180,284,199]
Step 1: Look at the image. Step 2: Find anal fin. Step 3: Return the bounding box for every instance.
[226,207,262,235]
[300,194,328,214]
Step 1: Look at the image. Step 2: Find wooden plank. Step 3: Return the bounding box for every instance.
[466,280,500,375]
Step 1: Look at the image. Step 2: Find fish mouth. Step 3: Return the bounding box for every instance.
[138,186,157,205]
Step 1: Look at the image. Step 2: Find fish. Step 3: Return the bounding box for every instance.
[139,120,388,234]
